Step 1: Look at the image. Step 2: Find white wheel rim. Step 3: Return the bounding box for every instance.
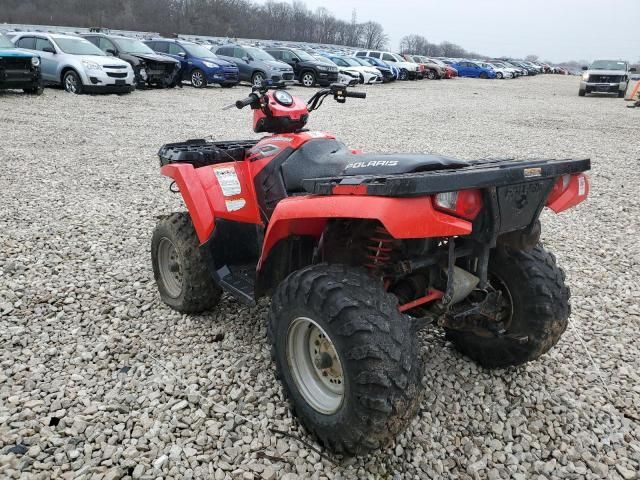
[253,74,264,87]
[302,74,314,86]
[287,317,344,414]
[157,237,182,298]
[65,74,78,93]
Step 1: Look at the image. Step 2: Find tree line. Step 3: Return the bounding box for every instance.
[399,34,484,59]
[0,0,388,49]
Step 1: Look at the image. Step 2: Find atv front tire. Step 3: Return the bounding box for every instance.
[268,264,423,455]
[151,213,221,313]
[446,245,570,368]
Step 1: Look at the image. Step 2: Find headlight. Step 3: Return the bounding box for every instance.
[82,60,102,71]
[317,66,328,72]
[202,61,216,68]
[582,72,589,81]
[31,56,40,67]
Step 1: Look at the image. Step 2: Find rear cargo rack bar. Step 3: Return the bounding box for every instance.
[301,158,591,197]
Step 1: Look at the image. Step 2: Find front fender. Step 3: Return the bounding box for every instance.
[258,195,472,269]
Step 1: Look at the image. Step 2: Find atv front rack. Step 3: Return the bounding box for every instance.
[301,158,591,197]
[158,139,259,168]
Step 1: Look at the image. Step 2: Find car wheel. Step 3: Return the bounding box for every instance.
[427,70,436,80]
[399,69,408,81]
[252,71,265,87]
[496,72,503,79]
[579,88,586,96]
[617,89,626,98]
[479,72,488,79]
[301,71,316,87]
[63,70,83,94]
[190,69,207,88]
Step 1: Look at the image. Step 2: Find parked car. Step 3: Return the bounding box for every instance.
[477,61,512,79]
[144,39,239,88]
[264,47,338,87]
[83,33,180,88]
[359,56,396,82]
[488,60,520,78]
[322,54,381,84]
[11,32,134,94]
[406,55,444,79]
[312,55,359,86]
[0,32,43,94]
[579,59,636,97]
[450,60,496,79]
[423,57,457,78]
[354,50,419,80]
[215,44,293,87]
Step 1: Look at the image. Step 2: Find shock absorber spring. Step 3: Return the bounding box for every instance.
[365,226,394,269]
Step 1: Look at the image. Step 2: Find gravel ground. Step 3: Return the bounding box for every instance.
[1,75,639,480]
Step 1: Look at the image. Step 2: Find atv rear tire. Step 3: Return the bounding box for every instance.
[446,245,570,369]
[151,212,221,313]
[268,264,423,455]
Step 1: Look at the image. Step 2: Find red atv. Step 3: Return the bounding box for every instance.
[152,84,590,455]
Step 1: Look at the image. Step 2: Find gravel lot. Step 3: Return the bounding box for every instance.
[1,75,639,480]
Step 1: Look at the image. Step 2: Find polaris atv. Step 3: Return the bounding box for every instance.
[152,84,590,455]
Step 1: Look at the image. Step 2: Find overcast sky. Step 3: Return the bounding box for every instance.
[260,0,640,63]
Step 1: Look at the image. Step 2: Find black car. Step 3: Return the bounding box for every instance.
[264,47,338,87]
[83,34,180,88]
[0,33,43,94]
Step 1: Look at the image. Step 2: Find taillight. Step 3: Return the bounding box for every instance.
[433,189,483,220]
[546,173,589,213]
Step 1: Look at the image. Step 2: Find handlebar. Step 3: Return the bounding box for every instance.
[345,90,367,99]
[235,93,258,109]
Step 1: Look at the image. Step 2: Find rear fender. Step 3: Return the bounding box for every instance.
[161,163,215,243]
[258,195,472,269]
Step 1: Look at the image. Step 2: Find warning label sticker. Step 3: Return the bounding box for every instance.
[214,167,241,196]
[225,199,246,212]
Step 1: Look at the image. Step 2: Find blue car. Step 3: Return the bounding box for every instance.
[0,32,43,94]
[360,56,396,82]
[144,38,239,88]
[451,60,496,79]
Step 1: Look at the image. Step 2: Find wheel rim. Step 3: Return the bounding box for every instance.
[64,74,78,93]
[287,317,344,414]
[428,71,435,79]
[192,71,204,87]
[400,70,407,80]
[302,73,314,87]
[157,237,183,298]
[497,73,503,79]
[253,73,264,87]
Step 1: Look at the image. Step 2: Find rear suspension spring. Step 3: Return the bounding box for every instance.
[365,226,394,270]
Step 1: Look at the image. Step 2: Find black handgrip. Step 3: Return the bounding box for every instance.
[235,94,257,109]
[345,91,367,99]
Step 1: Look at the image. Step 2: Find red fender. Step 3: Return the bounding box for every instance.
[258,195,472,269]
[161,164,215,243]
[546,173,590,214]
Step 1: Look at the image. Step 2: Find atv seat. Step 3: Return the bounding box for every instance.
[280,139,469,192]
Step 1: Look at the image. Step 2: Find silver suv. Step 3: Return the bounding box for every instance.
[579,60,636,97]
[11,32,134,94]
[214,45,293,87]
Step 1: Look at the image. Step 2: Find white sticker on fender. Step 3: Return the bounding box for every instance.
[578,176,586,196]
[225,199,246,211]
[214,167,241,196]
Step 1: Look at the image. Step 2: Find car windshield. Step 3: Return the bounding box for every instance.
[0,33,14,48]
[293,49,315,61]
[590,60,626,70]
[183,43,217,58]
[55,37,105,55]
[314,56,336,66]
[391,53,405,62]
[246,47,274,61]
[114,37,155,55]
[351,57,369,66]
[337,57,361,67]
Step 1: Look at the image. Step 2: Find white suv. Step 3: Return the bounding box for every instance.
[354,50,418,80]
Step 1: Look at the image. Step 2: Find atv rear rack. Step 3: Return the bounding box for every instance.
[301,158,591,197]
[158,139,259,168]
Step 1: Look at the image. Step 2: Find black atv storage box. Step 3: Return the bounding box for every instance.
[158,139,259,168]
